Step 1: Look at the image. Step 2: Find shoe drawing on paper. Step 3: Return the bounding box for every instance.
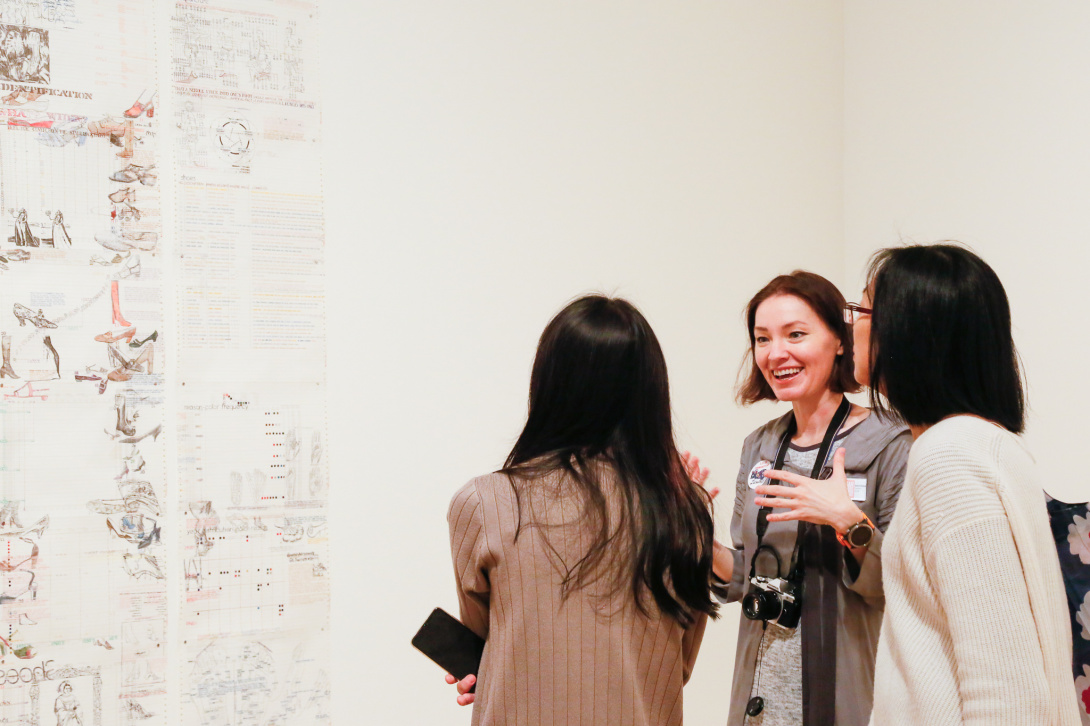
[4,382,47,400]
[95,327,135,344]
[13,303,56,328]
[129,331,157,348]
[1,333,18,379]
[109,164,156,186]
[123,90,157,119]
[126,700,154,719]
[122,553,163,580]
[108,187,135,204]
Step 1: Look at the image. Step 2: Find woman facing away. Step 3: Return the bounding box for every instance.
[446,295,721,726]
[708,271,911,726]
[859,244,1080,725]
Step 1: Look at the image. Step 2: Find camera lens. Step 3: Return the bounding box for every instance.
[742,590,780,621]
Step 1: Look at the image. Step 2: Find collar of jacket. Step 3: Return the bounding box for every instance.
[754,408,908,472]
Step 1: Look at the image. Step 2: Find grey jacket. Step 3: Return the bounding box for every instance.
[723,411,911,726]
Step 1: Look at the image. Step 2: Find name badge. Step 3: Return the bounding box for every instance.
[748,460,772,489]
[846,476,867,502]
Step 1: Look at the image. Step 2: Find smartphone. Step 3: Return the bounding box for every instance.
[411,607,485,682]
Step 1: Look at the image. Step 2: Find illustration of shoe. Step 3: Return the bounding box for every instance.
[126,700,154,719]
[117,202,141,221]
[12,304,56,329]
[0,635,35,660]
[98,378,108,394]
[123,90,157,119]
[95,327,135,343]
[119,254,141,279]
[75,372,102,382]
[108,187,135,204]
[4,383,46,401]
[95,232,128,252]
[17,614,35,626]
[42,336,59,377]
[122,553,163,580]
[120,231,158,251]
[2,249,30,262]
[120,424,161,444]
[109,164,156,186]
[129,331,157,348]
[111,280,131,327]
[90,253,122,265]
[1,334,18,379]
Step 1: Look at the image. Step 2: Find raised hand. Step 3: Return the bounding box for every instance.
[755,448,863,533]
[682,451,717,499]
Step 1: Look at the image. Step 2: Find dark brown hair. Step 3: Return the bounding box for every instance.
[736,270,860,405]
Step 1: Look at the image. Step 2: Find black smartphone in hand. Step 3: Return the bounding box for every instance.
[412,607,485,682]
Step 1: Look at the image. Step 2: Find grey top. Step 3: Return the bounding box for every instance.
[723,410,911,726]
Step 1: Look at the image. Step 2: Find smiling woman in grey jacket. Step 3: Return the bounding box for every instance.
[710,271,910,726]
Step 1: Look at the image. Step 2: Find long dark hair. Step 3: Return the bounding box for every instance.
[866,243,1026,433]
[504,295,720,626]
[737,270,860,405]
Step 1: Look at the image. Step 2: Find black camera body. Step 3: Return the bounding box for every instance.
[742,573,802,629]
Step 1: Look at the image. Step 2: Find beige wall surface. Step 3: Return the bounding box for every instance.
[844,1,1090,503]
[325,2,845,723]
[325,2,1090,724]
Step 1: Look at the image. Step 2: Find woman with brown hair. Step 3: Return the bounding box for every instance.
[712,271,910,725]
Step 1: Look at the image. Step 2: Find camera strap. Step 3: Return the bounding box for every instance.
[752,395,850,579]
[750,396,850,726]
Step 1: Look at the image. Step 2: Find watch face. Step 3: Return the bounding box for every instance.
[848,522,874,548]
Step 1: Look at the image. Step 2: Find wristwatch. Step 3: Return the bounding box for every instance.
[837,513,876,549]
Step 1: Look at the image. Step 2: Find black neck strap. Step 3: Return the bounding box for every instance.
[751,396,851,578]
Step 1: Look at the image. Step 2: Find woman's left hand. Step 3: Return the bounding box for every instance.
[755,448,862,532]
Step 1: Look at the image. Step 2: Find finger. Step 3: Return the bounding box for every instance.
[763,469,805,486]
[754,496,798,509]
[708,487,720,500]
[457,693,476,706]
[457,674,476,695]
[445,674,456,685]
[766,510,803,522]
[755,484,797,498]
[832,447,846,475]
[682,451,692,465]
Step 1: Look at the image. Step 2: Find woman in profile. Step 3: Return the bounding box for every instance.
[859,244,1080,725]
[446,294,721,726]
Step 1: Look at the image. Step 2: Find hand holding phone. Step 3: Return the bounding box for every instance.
[412,607,485,690]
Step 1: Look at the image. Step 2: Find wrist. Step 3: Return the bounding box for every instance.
[832,503,864,534]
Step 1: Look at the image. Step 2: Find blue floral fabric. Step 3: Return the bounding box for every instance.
[1046,495,1090,724]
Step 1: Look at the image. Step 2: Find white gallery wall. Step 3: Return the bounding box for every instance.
[325,2,845,723]
[844,1,1090,503]
[324,2,1090,724]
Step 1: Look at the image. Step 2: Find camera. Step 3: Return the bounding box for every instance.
[742,574,802,629]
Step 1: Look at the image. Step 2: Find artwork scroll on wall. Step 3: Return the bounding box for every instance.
[0,0,329,722]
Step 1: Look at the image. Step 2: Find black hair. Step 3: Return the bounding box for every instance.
[866,243,1026,433]
[504,294,720,626]
[737,270,860,405]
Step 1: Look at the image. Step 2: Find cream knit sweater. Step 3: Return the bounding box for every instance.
[870,416,1080,725]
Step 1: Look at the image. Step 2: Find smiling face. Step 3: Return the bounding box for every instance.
[852,288,873,387]
[752,294,843,405]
